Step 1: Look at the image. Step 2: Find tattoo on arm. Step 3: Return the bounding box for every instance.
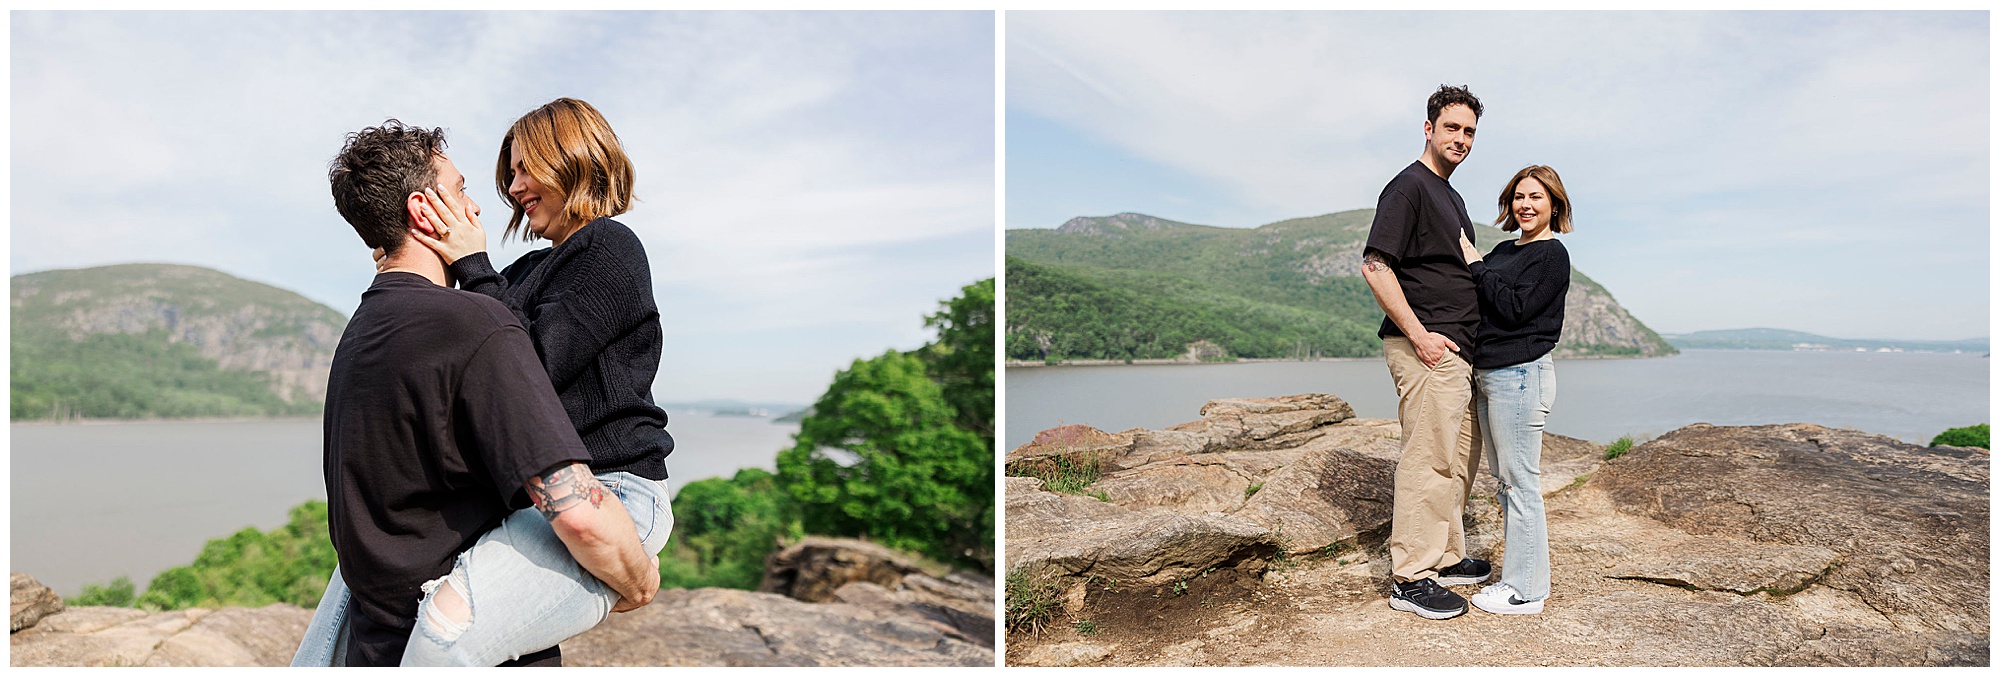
[1362,249,1392,274]
[527,462,607,520]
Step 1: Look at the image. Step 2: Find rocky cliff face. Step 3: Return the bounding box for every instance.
[11,264,345,405]
[11,538,994,667]
[1554,272,1676,358]
[1054,212,1204,236]
[1005,396,1988,667]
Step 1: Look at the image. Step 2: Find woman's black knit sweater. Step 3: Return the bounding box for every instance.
[1468,237,1570,370]
[448,217,673,479]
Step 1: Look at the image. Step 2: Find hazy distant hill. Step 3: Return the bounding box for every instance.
[660,399,809,422]
[11,264,346,420]
[1663,328,1989,353]
[1006,209,1676,362]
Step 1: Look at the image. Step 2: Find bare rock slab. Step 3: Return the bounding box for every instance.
[564,588,991,667]
[1007,477,1276,585]
[1093,460,1251,514]
[1020,640,1118,666]
[761,535,935,603]
[10,604,310,667]
[1594,423,1990,634]
[1006,424,1135,475]
[1231,445,1397,553]
[1542,591,1812,666]
[758,536,995,650]
[11,573,63,633]
[15,537,997,667]
[1606,536,1840,594]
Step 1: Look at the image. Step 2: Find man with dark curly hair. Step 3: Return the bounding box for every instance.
[298,120,658,666]
[1360,85,1492,620]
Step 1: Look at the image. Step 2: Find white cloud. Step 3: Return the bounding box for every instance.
[11,10,994,401]
[1007,11,1987,340]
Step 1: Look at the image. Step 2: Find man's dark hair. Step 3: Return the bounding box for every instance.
[1426,85,1482,122]
[329,120,447,256]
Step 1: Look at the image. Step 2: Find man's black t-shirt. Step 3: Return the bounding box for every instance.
[323,273,591,665]
[1365,161,1481,351]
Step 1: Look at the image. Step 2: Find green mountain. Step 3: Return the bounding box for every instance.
[1006,210,1677,362]
[1662,328,1989,353]
[11,264,347,420]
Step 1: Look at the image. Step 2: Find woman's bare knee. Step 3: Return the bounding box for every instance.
[421,572,472,640]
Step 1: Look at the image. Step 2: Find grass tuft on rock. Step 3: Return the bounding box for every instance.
[1005,565,1065,634]
[1603,436,1635,460]
[1012,453,1105,495]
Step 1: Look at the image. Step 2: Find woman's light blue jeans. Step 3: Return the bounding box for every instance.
[290,471,674,666]
[1475,354,1556,602]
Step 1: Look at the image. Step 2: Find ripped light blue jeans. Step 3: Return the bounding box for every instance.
[1475,354,1556,602]
[290,471,674,666]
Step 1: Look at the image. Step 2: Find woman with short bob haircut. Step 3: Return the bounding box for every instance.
[492,97,636,245]
[298,98,675,666]
[1455,164,1573,616]
[414,96,675,664]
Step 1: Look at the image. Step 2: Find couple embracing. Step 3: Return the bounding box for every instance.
[292,98,676,665]
[1362,85,1574,620]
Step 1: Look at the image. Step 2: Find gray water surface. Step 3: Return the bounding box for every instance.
[11,412,796,596]
[1006,349,1990,451]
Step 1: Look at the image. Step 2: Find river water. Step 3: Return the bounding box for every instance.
[10,412,797,596]
[1005,349,1990,451]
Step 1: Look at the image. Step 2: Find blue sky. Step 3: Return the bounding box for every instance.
[1007,11,1988,341]
[11,11,995,404]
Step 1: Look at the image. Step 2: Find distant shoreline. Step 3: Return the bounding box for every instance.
[10,415,320,427]
[1008,357,1373,368]
[1007,353,1667,368]
[14,411,808,426]
[1008,347,1986,369]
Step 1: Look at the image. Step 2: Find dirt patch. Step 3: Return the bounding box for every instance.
[1009,565,1290,665]
[1080,567,1266,641]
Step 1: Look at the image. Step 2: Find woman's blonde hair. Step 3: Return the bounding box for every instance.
[496,98,635,241]
[1495,165,1572,234]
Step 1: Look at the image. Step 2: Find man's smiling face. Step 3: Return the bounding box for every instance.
[1424,103,1478,169]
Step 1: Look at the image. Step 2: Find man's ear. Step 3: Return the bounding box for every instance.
[406,192,438,237]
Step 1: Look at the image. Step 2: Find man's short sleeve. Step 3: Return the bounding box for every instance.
[1367,184,1418,261]
[456,324,593,508]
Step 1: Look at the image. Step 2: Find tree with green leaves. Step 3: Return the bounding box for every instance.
[74,500,336,611]
[776,348,993,570]
[920,278,994,444]
[1931,424,1989,449]
[657,468,798,590]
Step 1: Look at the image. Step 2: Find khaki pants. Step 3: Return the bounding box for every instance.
[1382,335,1482,583]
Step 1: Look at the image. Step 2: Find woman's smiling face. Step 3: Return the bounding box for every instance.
[1511,176,1552,235]
[507,138,567,241]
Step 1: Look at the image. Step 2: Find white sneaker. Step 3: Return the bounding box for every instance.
[1470,583,1544,615]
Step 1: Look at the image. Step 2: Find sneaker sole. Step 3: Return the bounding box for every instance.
[1436,572,1490,586]
[1388,596,1466,620]
[1471,596,1544,615]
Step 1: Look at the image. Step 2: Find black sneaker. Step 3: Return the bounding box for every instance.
[1436,558,1492,586]
[1389,578,1466,620]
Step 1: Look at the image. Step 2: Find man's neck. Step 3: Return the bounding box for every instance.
[378,247,450,287]
[1418,151,1455,181]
